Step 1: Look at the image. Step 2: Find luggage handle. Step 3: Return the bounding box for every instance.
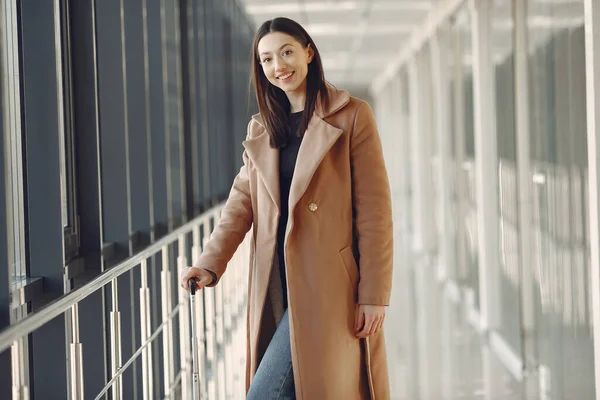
[189,277,198,295]
[188,277,200,399]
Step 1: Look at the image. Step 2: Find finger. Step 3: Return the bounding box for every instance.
[356,315,375,338]
[355,307,365,333]
[366,316,378,336]
[194,274,212,290]
[374,317,383,335]
[181,268,205,291]
[369,314,384,336]
[357,321,374,338]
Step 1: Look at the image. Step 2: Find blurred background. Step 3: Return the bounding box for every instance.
[0,0,599,399]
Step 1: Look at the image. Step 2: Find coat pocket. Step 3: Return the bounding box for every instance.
[338,246,359,285]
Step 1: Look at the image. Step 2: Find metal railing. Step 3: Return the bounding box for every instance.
[0,203,250,400]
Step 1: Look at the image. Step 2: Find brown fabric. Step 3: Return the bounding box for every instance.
[195,85,393,399]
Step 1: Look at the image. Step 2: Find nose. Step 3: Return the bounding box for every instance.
[274,56,286,71]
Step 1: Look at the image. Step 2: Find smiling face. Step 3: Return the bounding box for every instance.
[257,31,314,99]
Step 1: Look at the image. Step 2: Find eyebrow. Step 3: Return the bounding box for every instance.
[260,43,293,57]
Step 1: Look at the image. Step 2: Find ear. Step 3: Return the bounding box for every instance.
[307,43,315,64]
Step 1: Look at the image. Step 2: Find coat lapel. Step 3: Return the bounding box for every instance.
[243,85,350,212]
[288,115,343,211]
[242,126,280,210]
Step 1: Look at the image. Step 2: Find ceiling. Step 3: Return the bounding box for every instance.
[237,0,586,96]
[237,0,440,95]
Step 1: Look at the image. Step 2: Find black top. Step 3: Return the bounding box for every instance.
[277,111,303,310]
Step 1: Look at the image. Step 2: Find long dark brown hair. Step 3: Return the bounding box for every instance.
[252,17,329,149]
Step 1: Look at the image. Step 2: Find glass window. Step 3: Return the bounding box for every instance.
[527,1,594,397]
[451,7,479,310]
[493,0,522,355]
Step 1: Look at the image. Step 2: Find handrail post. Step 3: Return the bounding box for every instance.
[202,215,217,399]
[161,245,175,396]
[11,338,29,400]
[0,204,249,400]
[140,259,153,400]
[110,279,123,400]
[192,224,208,399]
[177,235,191,399]
[68,303,85,400]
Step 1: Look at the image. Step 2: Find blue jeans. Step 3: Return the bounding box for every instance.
[247,310,296,399]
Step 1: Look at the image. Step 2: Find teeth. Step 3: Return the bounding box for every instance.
[279,72,293,79]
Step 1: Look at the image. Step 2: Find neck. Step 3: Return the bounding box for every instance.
[286,83,307,113]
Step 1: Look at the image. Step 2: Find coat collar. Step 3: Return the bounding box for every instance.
[242,85,349,211]
[249,84,350,127]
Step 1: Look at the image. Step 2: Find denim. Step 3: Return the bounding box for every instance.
[247,310,296,399]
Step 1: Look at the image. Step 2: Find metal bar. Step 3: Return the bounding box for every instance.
[53,0,68,229]
[197,288,208,399]
[11,340,22,399]
[452,14,468,284]
[68,303,84,400]
[110,309,122,400]
[205,283,216,399]
[431,26,457,396]
[164,369,183,400]
[140,259,153,400]
[192,223,208,398]
[69,343,85,400]
[161,246,174,395]
[65,301,74,400]
[407,57,425,253]
[514,0,539,397]
[4,0,27,282]
[190,282,199,400]
[71,303,80,345]
[430,26,455,282]
[95,305,181,400]
[140,286,149,400]
[0,212,209,353]
[10,336,30,399]
[216,280,225,399]
[145,289,154,400]
[177,235,190,399]
[110,277,122,400]
[470,2,503,398]
[583,0,600,398]
[406,58,424,400]
[470,0,500,332]
[393,70,419,399]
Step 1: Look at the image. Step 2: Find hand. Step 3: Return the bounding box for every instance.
[354,304,386,338]
[180,267,214,292]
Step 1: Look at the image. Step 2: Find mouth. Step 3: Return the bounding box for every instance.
[277,71,295,82]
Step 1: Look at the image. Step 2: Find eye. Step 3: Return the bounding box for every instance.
[262,57,271,63]
[283,50,292,56]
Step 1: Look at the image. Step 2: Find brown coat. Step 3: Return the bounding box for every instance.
[196,86,393,399]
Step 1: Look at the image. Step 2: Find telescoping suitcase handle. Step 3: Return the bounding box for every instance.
[189,278,200,400]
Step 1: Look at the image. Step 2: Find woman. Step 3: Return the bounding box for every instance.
[181,17,393,400]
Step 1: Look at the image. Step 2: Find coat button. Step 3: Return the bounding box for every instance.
[308,202,318,212]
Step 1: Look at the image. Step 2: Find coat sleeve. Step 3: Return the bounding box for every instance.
[351,101,394,306]
[193,127,254,287]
